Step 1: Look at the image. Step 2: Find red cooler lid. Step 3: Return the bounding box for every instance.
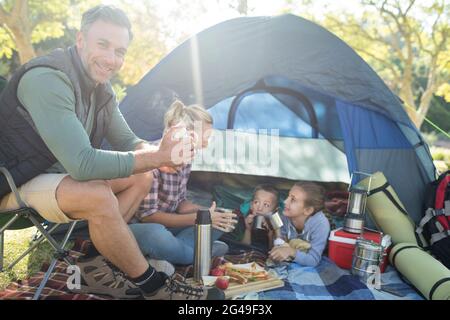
[331,228,382,243]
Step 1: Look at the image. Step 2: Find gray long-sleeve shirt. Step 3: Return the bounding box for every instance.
[280,211,330,267]
[17,67,145,180]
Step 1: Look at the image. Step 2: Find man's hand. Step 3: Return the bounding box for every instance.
[209,201,238,232]
[158,125,196,168]
[133,125,196,174]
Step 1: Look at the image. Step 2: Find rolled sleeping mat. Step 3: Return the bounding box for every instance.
[390,243,450,300]
[357,172,419,245]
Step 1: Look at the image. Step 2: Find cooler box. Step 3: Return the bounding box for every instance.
[328,228,390,272]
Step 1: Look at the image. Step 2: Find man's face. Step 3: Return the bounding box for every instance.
[76,19,130,84]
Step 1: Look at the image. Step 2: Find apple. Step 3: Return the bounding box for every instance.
[215,276,229,290]
[210,267,225,277]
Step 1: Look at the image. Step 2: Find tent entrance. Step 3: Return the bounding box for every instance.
[194,75,350,183]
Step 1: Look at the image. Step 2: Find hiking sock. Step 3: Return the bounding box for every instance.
[130,265,166,294]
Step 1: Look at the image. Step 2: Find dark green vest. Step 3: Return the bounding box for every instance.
[0,46,117,198]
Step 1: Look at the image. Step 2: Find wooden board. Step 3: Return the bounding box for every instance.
[187,272,284,299]
[224,276,284,299]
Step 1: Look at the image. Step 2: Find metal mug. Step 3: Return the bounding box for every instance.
[252,215,266,230]
[268,211,284,230]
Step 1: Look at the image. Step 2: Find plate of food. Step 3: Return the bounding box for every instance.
[208,262,284,299]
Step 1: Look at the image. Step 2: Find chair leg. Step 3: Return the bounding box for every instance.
[32,257,59,300]
[6,223,61,270]
[31,221,78,299]
[0,231,4,271]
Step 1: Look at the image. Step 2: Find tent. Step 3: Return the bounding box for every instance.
[119,14,436,226]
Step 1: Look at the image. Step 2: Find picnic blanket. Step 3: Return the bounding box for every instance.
[249,257,423,300]
[0,240,423,300]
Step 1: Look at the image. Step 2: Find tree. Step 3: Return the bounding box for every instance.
[0,0,99,66]
[317,0,449,129]
[114,0,167,86]
[0,0,36,63]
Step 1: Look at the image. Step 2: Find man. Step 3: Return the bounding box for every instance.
[0,5,223,300]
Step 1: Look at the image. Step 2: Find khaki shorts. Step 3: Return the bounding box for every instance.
[0,173,74,224]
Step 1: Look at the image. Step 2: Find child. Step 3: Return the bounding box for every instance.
[221,184,281,253]
[129,100,238,265]
[269,182,330,267]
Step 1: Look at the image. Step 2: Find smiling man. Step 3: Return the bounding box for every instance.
[0,5,223,300]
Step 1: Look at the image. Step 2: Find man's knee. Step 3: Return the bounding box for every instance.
[57,178,120,221]
[131,172,153,196]
[86,180,117,206]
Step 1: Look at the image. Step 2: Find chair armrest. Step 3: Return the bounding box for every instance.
[0,166,27,208]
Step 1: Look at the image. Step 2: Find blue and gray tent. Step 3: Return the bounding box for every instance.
[119,14,436,226]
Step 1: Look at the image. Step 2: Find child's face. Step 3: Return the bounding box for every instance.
[193,122,213,149]
[283,186,314,218]
[251,190,277,216]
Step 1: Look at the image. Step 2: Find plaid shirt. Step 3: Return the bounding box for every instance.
[135,164,192,220]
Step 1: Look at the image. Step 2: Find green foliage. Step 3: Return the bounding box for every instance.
[422,96,450,134]
[0,27,14,59]
[115,0,167,85]
[31,21,65,43]
[112,82,127,103]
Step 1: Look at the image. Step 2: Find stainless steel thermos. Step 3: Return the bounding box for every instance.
[193,209,212,282]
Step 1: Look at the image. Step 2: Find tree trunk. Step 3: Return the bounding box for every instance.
[9,24,36,64]
[399,71,418,126]
[416,85,436,129]
[0,0,36,65]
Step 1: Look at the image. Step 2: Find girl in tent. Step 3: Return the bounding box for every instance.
[128,100,238,265]
[269,182,330,267]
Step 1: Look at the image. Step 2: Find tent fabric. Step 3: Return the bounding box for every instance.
[336,100,429,224]
[122,14,412,126]
[355,149,427,225]
[119,14,436,227]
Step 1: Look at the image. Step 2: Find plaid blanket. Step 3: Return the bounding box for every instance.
[0,250,107,300]
[0,240,422,300]
[253,257,424,300]
[0,241,266,300]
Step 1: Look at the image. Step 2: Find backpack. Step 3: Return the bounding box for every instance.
[416,170,450,269]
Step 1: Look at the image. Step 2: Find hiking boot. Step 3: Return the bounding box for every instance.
[143,273,225,300]
[70,255,140,299]
[147,258,175,277]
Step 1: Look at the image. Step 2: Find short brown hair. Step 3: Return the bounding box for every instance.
[293,182,325,214]
[81,5,133,40]
[252,184,279,203]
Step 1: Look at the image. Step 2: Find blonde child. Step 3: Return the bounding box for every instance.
[129,100,237,265]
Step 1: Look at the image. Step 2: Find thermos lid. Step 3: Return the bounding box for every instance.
[196,209,211,225]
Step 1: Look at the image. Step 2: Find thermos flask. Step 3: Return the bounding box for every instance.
[193,209,212,282]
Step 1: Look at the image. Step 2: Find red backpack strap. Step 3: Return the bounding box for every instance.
[434,173,450,209]
[435,172,450,230]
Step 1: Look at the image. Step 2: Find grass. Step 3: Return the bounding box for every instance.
[0,227,65,291]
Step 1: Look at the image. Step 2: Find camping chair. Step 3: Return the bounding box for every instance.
[0,165,78,300]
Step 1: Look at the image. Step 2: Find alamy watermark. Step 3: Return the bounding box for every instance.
[169,121,280,172]
[66,265,81,290]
